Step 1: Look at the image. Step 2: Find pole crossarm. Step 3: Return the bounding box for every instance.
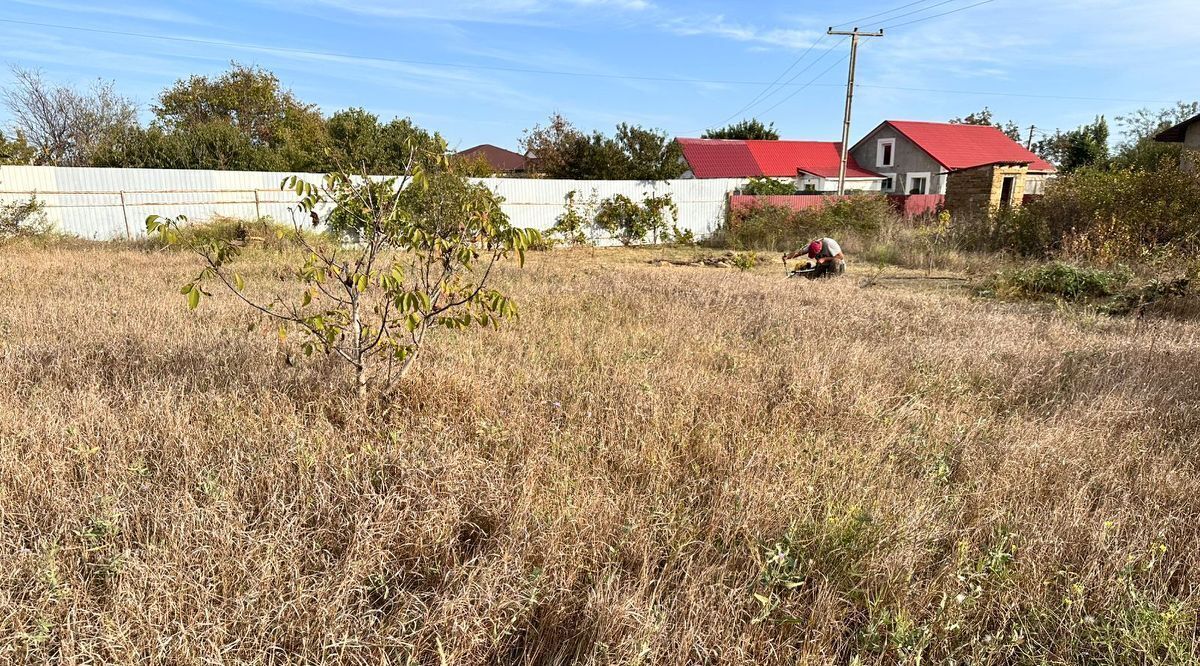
[827,27,883,196]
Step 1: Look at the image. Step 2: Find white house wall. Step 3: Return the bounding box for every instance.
[0,166,747,242]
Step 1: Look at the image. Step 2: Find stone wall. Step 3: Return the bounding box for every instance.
[944,164,1030,220]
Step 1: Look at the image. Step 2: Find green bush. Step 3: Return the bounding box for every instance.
[988,262,1133,301]
[722,193,896,252]
[0,195,54,240]
[593,193,678,245]
[739,177,796,196]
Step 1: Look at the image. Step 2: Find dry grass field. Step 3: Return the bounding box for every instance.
[1,242,1199,664]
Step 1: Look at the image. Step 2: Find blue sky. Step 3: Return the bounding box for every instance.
[1,0,1198,151]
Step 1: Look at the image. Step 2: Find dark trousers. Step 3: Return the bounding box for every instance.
[797,260,845,280]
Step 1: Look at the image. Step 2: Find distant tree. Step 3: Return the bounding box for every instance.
[2,66,137,166]
[1112,101,1199,171]
[522,114,684,179]
[615,123,685,180]
[0,130,36,165]
[1035,116,1110,172]
[155,63,310,145]
[702,118,779,141]
[521,113,585,177]
[948,107,1023,142]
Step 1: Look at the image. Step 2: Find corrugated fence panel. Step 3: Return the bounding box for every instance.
[0,167,746,241]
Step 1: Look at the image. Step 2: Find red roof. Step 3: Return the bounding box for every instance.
[880,121,1056,172]
[677,138,881,180]
[456,144,527,172]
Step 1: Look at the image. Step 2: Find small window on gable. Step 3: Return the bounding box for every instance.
[878,139,895,168]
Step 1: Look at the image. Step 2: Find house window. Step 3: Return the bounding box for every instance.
[877,139,895,168]
[906,172,930,195]
[803,183,817,193]
[880,173,895,192]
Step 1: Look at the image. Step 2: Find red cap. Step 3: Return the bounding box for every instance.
[807,240,823,257]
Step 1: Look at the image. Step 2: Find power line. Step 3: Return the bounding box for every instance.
[753,53,850,119]
[882,0,998,29]
[830,0,942,28]
[835,0,965,30]
[704,34,829,132]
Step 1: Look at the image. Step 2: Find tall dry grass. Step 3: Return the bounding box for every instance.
[1,243,1198,664]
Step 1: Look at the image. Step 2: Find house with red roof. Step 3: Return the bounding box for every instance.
[849,120,1055,198]
[676,138,885,192]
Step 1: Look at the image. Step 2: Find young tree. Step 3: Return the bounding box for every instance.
[702,119,780,141]
[593,193,677,245]
[2,67,137,166]
[948,107,1023,142]
[146,146,540,398]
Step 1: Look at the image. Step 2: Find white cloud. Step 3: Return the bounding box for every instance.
[662,15,821,50]
[9,0,206,24]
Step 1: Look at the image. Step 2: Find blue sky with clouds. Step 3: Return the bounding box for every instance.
[1,0,1198,151]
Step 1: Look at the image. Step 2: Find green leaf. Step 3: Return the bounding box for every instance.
[179,283,193,295]
[356,275,369,293]
[233,274,245,291]
[187,288,200,310]
[302,290,312,307]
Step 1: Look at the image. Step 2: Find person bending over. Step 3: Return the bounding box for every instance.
[784,237,845,279]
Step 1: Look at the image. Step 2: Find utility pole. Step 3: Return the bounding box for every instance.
[828,27,883,196]
[1026,125,1037,150]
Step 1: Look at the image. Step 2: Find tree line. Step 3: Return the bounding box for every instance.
[1,63,1194,179]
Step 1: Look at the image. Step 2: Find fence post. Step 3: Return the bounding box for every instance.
[254,190,262,220]
[119,191,131,239]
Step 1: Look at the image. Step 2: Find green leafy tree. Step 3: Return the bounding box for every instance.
[702,119,779,141]
[146,146,541,397]
[1035,116,1110,172]
[949,107,1023,142]
[615,123,685,180]
[521,113,585,177]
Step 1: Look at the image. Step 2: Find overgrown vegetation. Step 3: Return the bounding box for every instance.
[718,194,893,252]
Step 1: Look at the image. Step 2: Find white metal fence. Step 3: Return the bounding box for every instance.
[0,166,746,241]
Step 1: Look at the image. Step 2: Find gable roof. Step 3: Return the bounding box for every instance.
[1155,113,1200,143]
[456,144,527,172]
[676,138,882,179]
[861,121,1056,173]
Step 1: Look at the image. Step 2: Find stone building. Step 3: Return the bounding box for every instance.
[943,161,1030,219]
